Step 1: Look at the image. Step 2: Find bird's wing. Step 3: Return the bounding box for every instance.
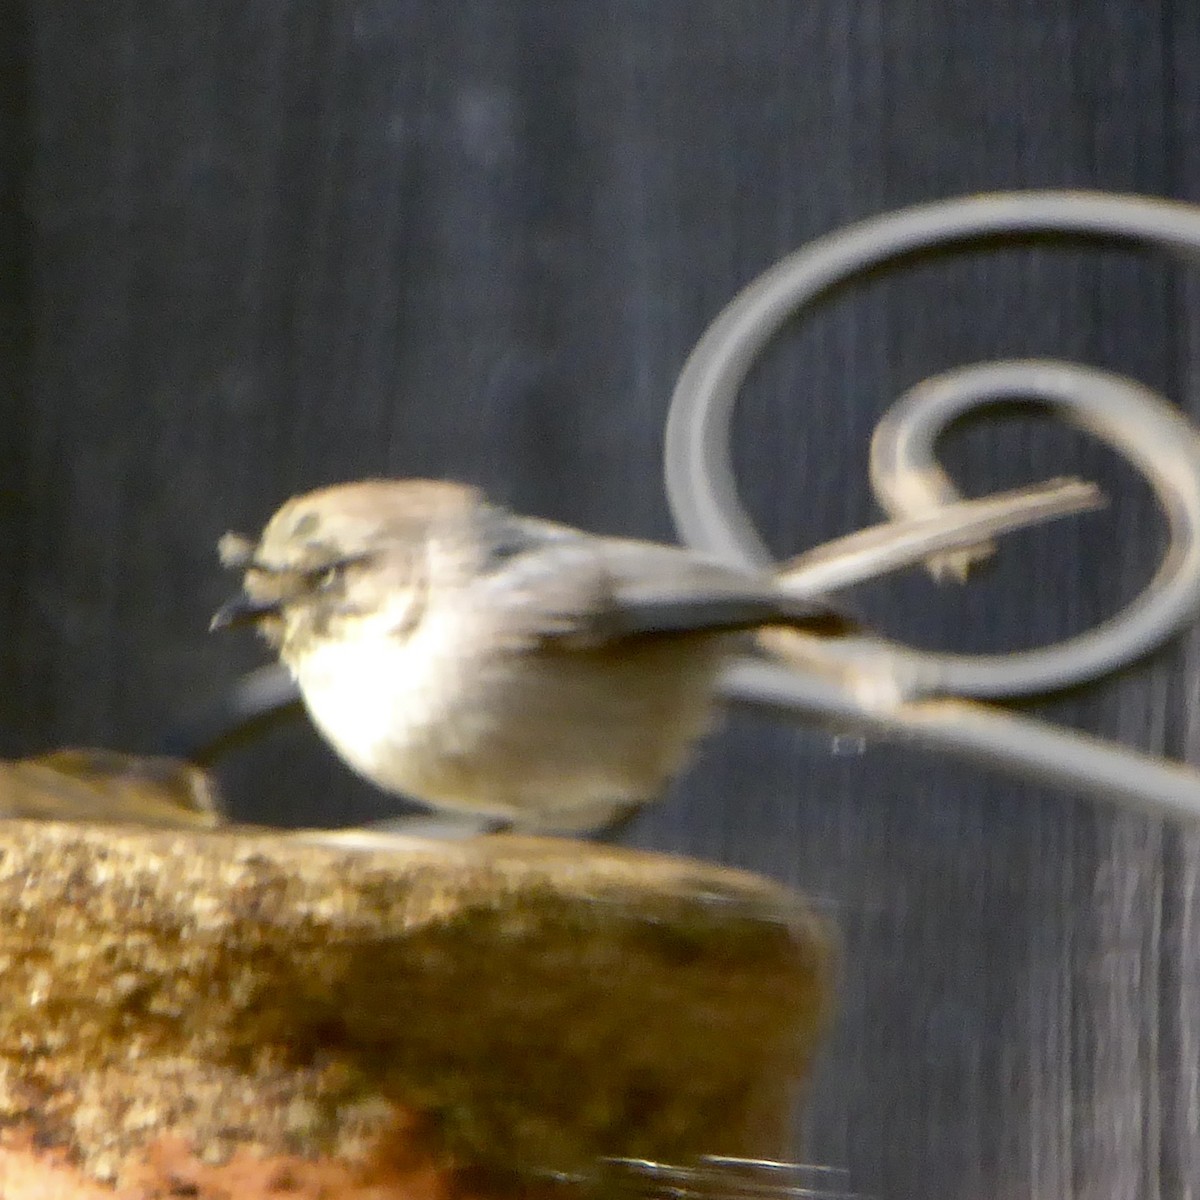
[475,515,848,646]
[588,537,854,639]
[476,475,1106,646]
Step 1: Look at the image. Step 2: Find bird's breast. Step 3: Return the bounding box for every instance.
[286,608,495,793]
[285,612,730,827]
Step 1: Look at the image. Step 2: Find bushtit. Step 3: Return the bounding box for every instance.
[212,477,1099,832]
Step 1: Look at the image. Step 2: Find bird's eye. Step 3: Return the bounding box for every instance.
[306,554,368,593]
[318,565,344,590]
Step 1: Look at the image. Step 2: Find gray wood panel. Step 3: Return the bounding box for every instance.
[3,3,1198,1197]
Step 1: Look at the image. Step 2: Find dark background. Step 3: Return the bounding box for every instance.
[3,4,1199,1197]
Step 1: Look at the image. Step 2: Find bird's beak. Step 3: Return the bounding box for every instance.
[210,592,283,632]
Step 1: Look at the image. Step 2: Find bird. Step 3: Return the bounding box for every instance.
[211,477,1100,833]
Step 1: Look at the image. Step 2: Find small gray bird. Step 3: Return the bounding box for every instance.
[212,478,1099,832]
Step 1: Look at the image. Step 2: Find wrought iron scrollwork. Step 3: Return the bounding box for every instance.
[666,191,1200,822]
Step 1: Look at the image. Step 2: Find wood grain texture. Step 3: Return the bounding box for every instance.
[3,3,1199,1196]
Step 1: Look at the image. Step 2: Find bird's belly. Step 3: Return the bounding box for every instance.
[291,626,479,792]
[290,626,727,830]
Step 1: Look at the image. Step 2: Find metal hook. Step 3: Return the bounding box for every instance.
[666,190,1200,823]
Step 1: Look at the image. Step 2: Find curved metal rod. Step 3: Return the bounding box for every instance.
[665,190,1200,567]
[160,663,303,765]
[863,360,1200,698]
[665,190,1200,821]
[720,658,1200,826]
